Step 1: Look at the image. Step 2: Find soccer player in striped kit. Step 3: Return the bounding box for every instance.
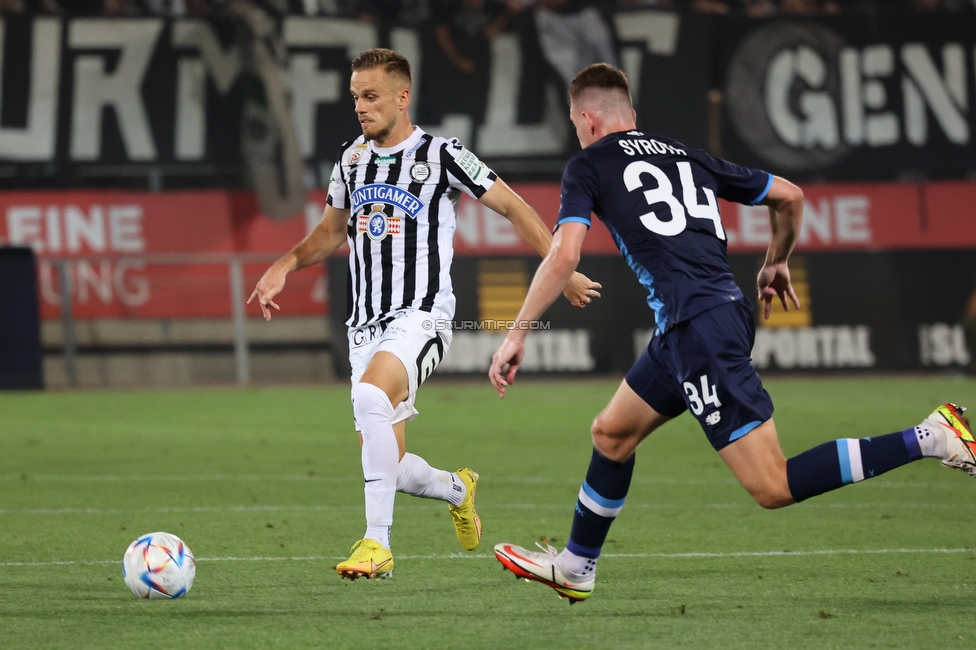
[489,63,975,602]
[250,48,602,580]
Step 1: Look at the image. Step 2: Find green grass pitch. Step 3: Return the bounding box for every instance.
[1,376,974,649]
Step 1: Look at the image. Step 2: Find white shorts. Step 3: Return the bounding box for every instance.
[348,310,452,430]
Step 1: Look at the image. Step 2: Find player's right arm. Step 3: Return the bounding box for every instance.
[756,176,804,321]
[248,205,349,321]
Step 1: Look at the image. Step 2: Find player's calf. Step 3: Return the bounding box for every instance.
[785,403,972,503]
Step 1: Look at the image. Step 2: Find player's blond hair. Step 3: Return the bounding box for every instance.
[568,63,632,106]
[351,48,412,86]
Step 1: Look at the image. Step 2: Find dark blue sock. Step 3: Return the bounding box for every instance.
[566,448,635,559]
[786,429,922,503]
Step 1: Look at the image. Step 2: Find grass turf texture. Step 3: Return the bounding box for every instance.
[0,377,974,649]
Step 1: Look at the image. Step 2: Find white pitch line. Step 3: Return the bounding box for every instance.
[0,501,970,516]
[0,474,957,490]
[1,548,972,569]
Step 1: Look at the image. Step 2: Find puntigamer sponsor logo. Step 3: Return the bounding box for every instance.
[350,184,425,218]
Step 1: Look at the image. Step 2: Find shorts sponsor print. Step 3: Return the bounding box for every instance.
[626,299,773,450]
[348,310,453,429]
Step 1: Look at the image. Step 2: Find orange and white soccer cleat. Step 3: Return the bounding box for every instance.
[924,403,976,478]
[494,540,594,603]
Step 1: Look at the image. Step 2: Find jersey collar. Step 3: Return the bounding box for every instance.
[368,126,425,156]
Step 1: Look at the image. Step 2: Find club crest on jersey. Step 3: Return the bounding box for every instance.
[351,183,425,218]
[348,144,368,165]
[410,162,430,182]
[358,204,401,241]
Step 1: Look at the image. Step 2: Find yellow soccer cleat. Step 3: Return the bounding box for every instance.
[449,468,482,551]
[336,539,394,581]
[924,403,976,478]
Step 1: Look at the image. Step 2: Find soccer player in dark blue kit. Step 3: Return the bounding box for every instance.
[488,63,976,602]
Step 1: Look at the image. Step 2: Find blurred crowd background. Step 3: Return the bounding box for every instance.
[0,0,973,19]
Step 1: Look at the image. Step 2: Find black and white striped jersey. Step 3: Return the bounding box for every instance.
[327,127,497,328]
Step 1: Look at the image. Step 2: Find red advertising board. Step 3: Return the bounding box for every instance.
[2,182,974,320]
[0,191,324,320]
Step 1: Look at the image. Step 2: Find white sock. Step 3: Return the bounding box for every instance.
[353,382,399,550]
[396,453,466,506]
[915,423,947,458]
[558,549,597,579]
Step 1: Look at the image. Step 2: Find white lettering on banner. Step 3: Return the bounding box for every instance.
[172,20,243,161]
[69,19,163,161]
[613,11,680,109]
[65,206,104,252]
[918,324,970,367]
[109,206,144,252]
[7,207,43,250]
[476,33,568,156]
[766,45,839,149]
[0,19,62,160]
[5,204,145,253]
[38,259,150,307]
[727,23,974,172]
[439,330,595,372]
[637,325,878,370]
[841,45,899,147]
[752,326,876,369]
[902,44,968,146]
[726,196,873,247]
[284,18,377,159]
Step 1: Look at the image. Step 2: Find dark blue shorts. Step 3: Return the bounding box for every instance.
[625,299,773,451]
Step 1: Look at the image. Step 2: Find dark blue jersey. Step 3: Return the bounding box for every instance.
[557,130,772,333]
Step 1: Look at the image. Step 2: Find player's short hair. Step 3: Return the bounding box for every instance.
[350,48,412,86]
[568,63,632,106]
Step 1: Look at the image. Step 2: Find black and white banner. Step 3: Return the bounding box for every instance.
[0,11,706,182]
[2,12,973,183]
[719,13,976,181]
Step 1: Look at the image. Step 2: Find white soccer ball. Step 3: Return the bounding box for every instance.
[122,532,196,599]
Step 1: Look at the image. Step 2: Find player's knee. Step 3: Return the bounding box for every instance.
[590,415,633,462]
[747,481,793,509]
[352,382,395,423]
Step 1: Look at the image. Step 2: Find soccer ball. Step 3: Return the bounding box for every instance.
[122,532,196,599]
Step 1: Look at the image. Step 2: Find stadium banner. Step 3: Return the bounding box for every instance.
[4,180,975,320]
[9,11,976,186]
[427,250,975,377]
[717,13,976,181]
[0,190,327,319]
[0,11,708,186]
[2,182,973,374]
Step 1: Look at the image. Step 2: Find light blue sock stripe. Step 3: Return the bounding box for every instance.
[728,420,762,442]
[836,439,853,485]
[581,481,626,509]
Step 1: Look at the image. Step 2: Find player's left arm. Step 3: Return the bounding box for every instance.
[696,148,804,321]
[488,222,588,397]
[756,175,804,320]
[478,180,602,308]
